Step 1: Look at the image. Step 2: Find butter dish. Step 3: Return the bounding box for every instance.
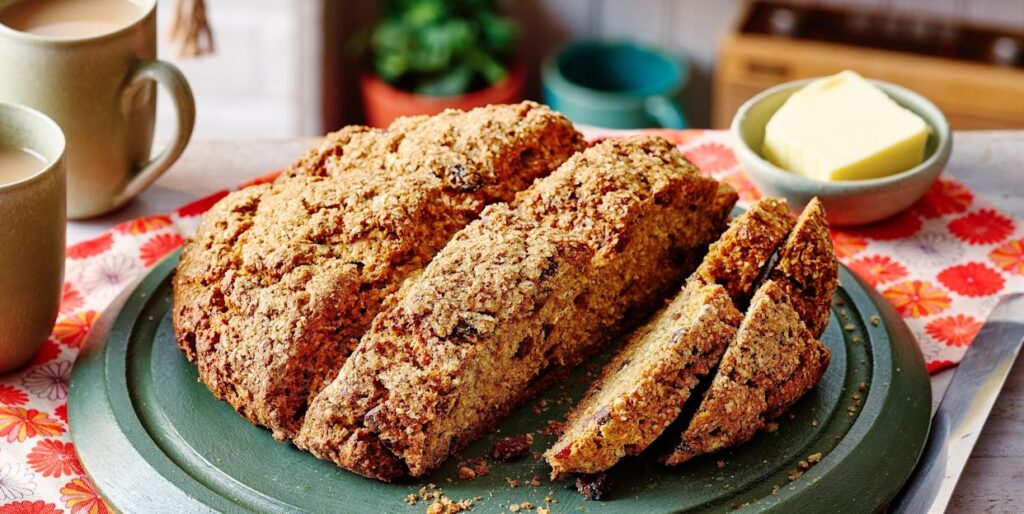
[731,76,951,227]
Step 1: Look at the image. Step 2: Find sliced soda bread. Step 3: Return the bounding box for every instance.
[295,137,735,480]
[544,198,796,477]
[665,199,838,465]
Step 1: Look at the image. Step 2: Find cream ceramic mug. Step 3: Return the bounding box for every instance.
[0,0,194,219]
[0,102,66,372]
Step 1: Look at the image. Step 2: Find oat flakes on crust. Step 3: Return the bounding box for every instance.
[692,198,796,302]
[296,136,734,480]
[172,102,584,440]
[665,280,832,465]
[770,197,839,338]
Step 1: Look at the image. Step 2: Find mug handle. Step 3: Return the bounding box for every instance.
[116,60,196,205]
[644,96,689,129]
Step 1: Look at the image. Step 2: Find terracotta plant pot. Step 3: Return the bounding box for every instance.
[360,61,525,128]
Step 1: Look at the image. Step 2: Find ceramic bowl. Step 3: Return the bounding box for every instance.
[730,77,951,227]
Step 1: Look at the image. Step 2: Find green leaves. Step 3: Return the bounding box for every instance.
[368,0,517,96]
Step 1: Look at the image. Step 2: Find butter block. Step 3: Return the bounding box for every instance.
[762,70,930,182]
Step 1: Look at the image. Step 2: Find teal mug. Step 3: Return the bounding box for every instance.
[542,40,688,129]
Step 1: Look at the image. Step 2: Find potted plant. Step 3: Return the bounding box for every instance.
[358,0,524,127]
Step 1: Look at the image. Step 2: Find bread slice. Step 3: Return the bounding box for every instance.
[172,102,585,440]
[768,198,839,338]
[665,199,837,465]
[295,136,735,480]
[544,198,794,477]
[664,280,831,465]
[545,282,741,478]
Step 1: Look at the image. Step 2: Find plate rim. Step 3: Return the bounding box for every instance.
[68,250,932,514]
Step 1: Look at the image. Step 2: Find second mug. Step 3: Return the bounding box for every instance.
[0,0,195,218]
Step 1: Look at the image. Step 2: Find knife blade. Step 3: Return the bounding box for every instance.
[890,293,1024,514]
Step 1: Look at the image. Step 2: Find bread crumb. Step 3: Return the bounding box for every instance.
[492,435,533,461]
[808,452,822,464]
[543,421,565,437]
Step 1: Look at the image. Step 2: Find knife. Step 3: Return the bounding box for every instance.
[890,293,1024,514]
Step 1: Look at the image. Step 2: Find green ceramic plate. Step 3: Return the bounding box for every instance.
[69,250,931,513]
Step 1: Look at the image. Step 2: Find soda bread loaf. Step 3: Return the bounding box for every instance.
[172,102,585,440]
[544,199,795,478]
[295,136,736,480]
[665,199,837,465]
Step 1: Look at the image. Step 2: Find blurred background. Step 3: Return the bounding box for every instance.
[154,0,1024,139]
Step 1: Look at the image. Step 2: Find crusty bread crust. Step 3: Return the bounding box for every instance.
[665,280,831,465]
[172,102,585,440]
[693,198,796,303]
[295,136,735,480]
[769,198,839,338]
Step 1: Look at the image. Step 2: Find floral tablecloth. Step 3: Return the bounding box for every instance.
[1,129,1022,512]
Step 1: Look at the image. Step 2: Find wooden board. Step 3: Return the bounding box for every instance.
[68,250,931,513]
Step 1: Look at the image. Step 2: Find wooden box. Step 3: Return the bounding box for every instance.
[714,2,1024,129]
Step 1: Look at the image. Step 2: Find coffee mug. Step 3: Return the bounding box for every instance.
[542,40,689,129]
[0,102,66,372]
[0,0,194,219]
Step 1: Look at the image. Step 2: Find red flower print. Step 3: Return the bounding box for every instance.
[66,233,112,260]
[27,439,83,478]
[0,501,63,514]
[848,255,908,287]
[52,311,98,349]
[915,179,973,218]
[926,314,983,347]
[55,404,67,424]
[927,360,956,374]
[830,231,868,259]
[115,214,172,235]
[139,233,185,267]
[176,190,228,217]
[851,210,922,241]
[239,170,283,189]
[883,280,951,318]
[720,170,760,203]
[990,238,1024,276]
[0,407,65,442]
[0,385,28,406]
[949,209,1014,245]
[60,283,84,315]
[60,478,111,514]
[683,142,738,175]
[937,262,1005,297]
[30,339,61,366]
